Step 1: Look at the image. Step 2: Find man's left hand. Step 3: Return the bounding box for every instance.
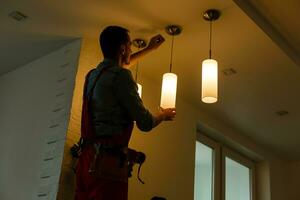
[147,34,165,51]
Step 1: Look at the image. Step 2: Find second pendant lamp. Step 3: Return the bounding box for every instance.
[201,9,220,104]
[160,25,182,109]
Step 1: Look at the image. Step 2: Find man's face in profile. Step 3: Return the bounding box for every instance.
[123,34,132,65]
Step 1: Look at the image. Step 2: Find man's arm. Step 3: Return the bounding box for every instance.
[152,107,176,128]
[114,69,175,132]
[124,34,165,69]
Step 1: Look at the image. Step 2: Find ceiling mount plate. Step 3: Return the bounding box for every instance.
[132,38,147,48]
[165,25,182,36]
[203,9,221,21]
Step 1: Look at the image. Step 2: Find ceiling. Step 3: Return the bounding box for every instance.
[1,0,299,160]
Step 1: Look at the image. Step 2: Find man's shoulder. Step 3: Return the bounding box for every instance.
[99,62,125,74]
[95,61,133,80]
[107,65,124,73]
[105,66,132,79]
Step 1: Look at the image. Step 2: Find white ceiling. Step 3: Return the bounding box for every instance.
[234,0,300,66]
[0,31,75,74]
[1,0,299,160]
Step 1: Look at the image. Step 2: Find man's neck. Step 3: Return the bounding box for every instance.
[104,57,124,67]
[115,56,123,67]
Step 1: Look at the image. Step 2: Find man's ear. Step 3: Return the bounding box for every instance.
[120,45,126,55]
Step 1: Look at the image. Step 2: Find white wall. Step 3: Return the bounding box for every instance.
[283,161,300,200]
[128,72,199,200]
[256,161,271,200]
[128,61,284,200]
[0,40,81,200]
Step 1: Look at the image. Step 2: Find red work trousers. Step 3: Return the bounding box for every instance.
[74,145,128,200]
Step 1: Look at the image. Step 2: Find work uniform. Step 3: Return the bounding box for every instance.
[75,59,154,200]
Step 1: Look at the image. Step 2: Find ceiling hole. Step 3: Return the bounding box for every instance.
[9,11,28,21]
[276,110,289,116]
[222,68,237,76]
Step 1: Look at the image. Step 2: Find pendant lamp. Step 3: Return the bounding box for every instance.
[160,25,182,109]
[202,9,221,104]
[132,38,147,98]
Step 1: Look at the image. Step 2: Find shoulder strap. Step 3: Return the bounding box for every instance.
[83,69,96,100]
[85,65,112,102]
[80,65,112,140]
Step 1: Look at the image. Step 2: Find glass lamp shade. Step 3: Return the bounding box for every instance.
[137,83,142,98]
[160,73,177,108]
[202,59,218,103]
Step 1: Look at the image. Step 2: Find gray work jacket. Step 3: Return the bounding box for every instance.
[86,59,154,137]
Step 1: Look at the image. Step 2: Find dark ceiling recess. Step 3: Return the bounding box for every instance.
[9,11,28,21]
[151,197,167,200]
[276,110,289,116]
[222,68,237,76]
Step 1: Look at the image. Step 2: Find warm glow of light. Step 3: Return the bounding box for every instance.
[137,83,142,98]
[202,59,218,103]
[160,73,177,108]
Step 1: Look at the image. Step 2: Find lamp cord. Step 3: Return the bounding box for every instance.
[169,35,174,72]
[135,47,140,82]
[135,60,139,82]
[209,20,212,59]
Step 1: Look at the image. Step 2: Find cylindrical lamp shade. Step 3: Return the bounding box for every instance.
[160,73,177,108]
[137,83,142,98]
[202,59,218,103]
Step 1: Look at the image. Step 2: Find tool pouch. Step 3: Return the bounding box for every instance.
[127,148,146,184]
[88,144,146,183]
[88,144,129,182]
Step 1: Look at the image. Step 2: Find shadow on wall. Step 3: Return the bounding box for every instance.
[152,197,166,200]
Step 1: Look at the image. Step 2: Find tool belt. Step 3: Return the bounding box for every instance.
[71,138,146,183]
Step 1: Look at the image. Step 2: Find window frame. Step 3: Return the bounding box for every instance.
[221,146,256,200]
[195,132,256,200]
[196,133,221,200]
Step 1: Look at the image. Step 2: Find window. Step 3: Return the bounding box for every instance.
[194,134,255,200]
[194,142,214,200]
[225,157,251,200]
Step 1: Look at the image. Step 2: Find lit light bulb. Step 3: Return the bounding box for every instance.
[160,73,177,108]
[202,59,218,103]
[137,83,142,98]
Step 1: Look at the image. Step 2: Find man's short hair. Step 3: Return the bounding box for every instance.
[99,26,129,58]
